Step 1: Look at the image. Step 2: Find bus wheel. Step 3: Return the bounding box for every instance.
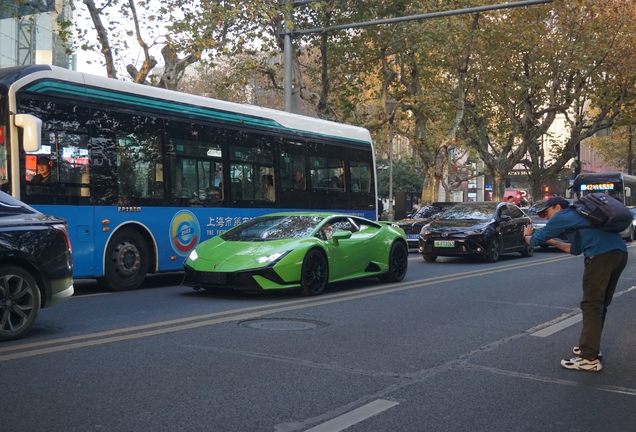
[0,265,41,341]
[99,229,149,291]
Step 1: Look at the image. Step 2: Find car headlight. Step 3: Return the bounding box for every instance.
[188,249,198,261]
[254,251,289,264]
[465,228,484,235]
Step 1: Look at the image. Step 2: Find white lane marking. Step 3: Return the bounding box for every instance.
[531,314,582,337]
[304,399,399,432]
[71,293,111,298]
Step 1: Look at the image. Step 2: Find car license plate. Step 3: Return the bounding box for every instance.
[434,240,454,248]
[204,273,227,285]
[406,234,419,240]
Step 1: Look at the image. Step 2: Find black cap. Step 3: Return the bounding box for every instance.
[537,196,570,218]
[37,156,51,165]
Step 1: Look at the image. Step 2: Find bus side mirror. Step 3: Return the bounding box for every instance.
[626,187,631,197]
[14,114,42,152]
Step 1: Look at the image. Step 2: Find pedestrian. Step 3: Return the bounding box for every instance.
[523,196,628,372]
[31,156,53,183]
[506,195,515,204]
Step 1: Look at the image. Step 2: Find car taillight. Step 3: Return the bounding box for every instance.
[51,223,72,253]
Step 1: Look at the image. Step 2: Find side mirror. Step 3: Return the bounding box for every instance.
[626,187,631,198]
[14,114,42,152]
[499,214,512,221]
[331,230,352,246]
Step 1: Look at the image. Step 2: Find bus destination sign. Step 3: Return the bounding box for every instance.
[579,183,615,191]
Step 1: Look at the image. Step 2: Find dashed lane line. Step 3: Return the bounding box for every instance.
[303,400,399,432]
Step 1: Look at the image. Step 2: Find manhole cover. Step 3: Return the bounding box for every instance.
[239,318,328,331]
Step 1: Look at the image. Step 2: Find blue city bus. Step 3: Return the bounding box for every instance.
[573,171,636,241]
[0,65,378,291]
[573,172,636,205]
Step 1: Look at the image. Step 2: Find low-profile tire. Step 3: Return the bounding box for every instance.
[520,242,534,257]
[300,249,328,296]
[98,228,149,292]
[0,265,41,341]
[485,236,501,263]
[379,241,408,282]
[423,254,437,262]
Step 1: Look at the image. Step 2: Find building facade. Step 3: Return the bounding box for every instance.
[0,0,74,69]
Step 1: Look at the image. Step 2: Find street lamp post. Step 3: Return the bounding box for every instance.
[386,99,398,221]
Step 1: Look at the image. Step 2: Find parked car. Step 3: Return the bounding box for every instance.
[396,202,456,249]
[418,201,533,262]
[0,191,73,341]
[183,212,408,296]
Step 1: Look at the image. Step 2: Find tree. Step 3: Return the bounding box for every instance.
[461,0,636,201]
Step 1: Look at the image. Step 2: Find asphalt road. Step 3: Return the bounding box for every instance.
[2,246,636,432]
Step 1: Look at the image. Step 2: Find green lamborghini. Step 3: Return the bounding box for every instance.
[182,212,408,296]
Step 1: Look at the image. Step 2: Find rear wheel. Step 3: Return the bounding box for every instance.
[0,265,41,341]
[98,228,149,291]
[423,254,437,262]
[379,242,408,282]
[300,249,328,296]
[485,236,501,263]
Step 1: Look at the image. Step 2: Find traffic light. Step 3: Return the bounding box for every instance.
[544,186,550,193]
[505,178,511,188]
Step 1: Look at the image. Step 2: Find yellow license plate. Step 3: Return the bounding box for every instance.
[434,240,455,247]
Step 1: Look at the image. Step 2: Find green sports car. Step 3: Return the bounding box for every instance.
[182,212,408,296]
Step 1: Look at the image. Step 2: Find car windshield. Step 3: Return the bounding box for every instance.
[412,205,448,219]
[438,203,496,221]
[221,215,324,241]
[524,200,546,216]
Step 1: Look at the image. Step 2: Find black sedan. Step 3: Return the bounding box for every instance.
[418,201,533,262]
[0,191,74,341]
[396,202,456,248]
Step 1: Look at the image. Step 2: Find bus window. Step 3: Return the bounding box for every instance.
[114,116,162,204]
[349,161,371,193]
[165,121,225,207]
[19,98,90,202]
[309,156,344,190]
[229,136,275,203]
[279,148,305,191]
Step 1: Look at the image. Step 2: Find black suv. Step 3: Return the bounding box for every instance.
[396,202,456,248]
[0,191,73,341]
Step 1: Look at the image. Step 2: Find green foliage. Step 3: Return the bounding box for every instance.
[376,157,425,198]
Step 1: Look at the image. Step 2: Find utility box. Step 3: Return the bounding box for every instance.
[395,191,407,220]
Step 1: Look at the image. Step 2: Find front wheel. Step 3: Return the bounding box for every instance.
[379,242,408,282]
[520,242,534,257]
[98,228,149,291]
[300,249,328,296]
[0,265,41,341]
[485,236,501,263]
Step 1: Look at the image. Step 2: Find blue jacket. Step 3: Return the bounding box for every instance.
[529,207,627,257]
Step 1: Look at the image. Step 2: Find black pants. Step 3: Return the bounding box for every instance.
[578,249,628,360]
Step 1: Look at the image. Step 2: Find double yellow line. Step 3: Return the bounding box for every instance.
[0,254,575,362]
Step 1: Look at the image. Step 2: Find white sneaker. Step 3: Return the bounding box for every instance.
[573,346,602,359]
[561,357,602,372]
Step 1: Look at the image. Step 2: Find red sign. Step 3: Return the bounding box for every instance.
[0,126,4,145]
